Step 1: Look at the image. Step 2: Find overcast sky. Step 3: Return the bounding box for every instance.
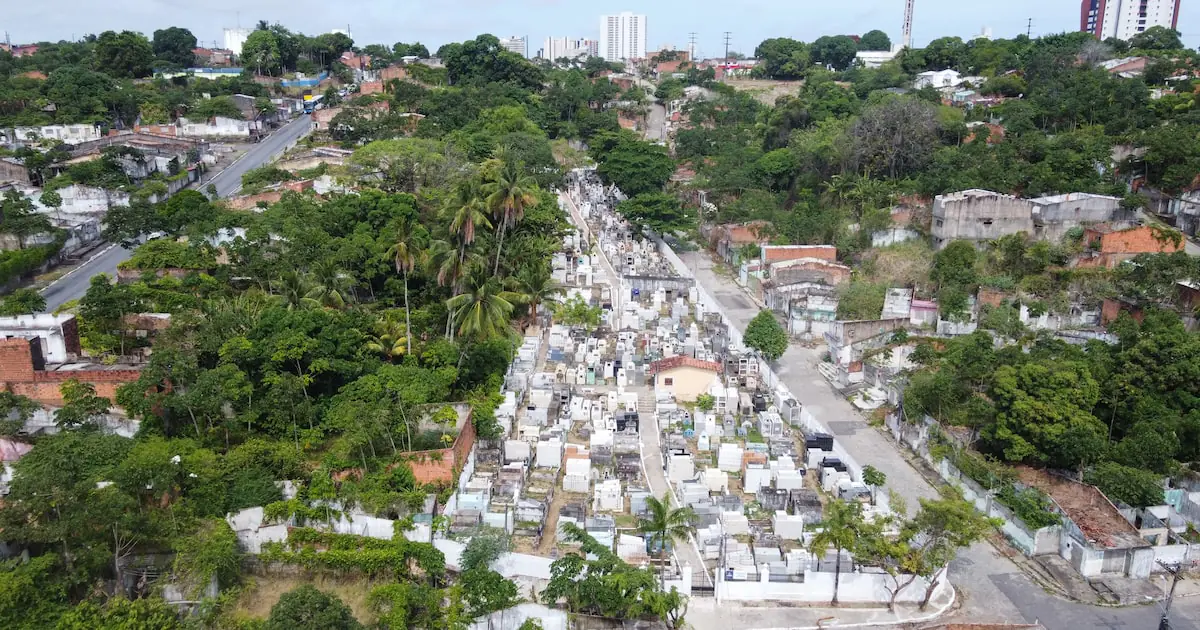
[4,0,1199,55]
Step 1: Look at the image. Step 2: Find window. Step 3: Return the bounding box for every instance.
[935,219,944,228]
[664,377,674,386]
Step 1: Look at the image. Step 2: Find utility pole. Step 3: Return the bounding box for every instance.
[688,32,697,62]
[1026,18,1033,38]
[723,32,732,62]
[1157,561,1184,630]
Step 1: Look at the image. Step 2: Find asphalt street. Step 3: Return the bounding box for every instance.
[40,114,313,311]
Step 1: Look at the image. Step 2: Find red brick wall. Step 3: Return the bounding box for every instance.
[1098,225,1183,256]
[762,245,837,264]
[380,66,408,82]
[977,287,1008,309]
[0,339,36,383]
[0,337,141,406]
[358,81,384,95]
[409,412,476,486]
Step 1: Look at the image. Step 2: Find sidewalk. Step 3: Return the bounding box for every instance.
[687,583,955,630]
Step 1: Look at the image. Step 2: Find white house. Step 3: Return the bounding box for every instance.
[913,69,963,89]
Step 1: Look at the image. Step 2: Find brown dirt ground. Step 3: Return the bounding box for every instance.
[233,574,377,624]
[721,79,805,105]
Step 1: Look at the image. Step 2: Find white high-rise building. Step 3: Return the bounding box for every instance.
[223,28,253,56]
[1080,0,1181,41]
[539,37,600,61]
[599,12,647,62]
[499,36,528,57]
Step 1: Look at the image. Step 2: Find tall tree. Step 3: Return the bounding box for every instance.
[858,30,892,52]
[242,30,282,76]
[152,27,198,67]
[387,217,423,353]
[637,493,698,589]
[94,30,156,78]
[808,499,866,606]
[484,158,538,275]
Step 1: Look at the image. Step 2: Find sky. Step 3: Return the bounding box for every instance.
[4,0,1199,56]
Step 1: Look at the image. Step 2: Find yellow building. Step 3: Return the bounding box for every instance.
[649,356,722,403]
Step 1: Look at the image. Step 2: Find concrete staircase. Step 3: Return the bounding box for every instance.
[636,389,656,416]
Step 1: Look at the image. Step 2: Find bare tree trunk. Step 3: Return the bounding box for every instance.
[493,221,507,276]
[403,271,413,353]
[920,567,945,610]
[832,546,842,607]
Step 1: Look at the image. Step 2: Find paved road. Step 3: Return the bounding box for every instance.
[681,248,1200,629]
[646,101,667,142]
[40,114,313,310]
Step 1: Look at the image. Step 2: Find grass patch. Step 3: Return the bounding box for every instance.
[232,574,378,625]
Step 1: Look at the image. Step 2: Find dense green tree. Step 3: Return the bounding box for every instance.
[858,30,892,52]
[810,35,859,71]
[754,37,810,80]
[242,29,282,75]
[94,30,155,78]
[744,310,789,361]
[595,136,674,196]
[1129,26,1184,51]
[151,27,197,67]
[1086,462,1165,508]
[615,192,691,234]
[267,585,363,630]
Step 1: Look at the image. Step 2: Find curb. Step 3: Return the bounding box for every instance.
[688,583,957,630]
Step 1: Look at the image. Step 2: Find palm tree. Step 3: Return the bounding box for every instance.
[305,261,353,309]
[366,311,409,361]
[446,179,492,248]
[483,157,538,276]
[446,275,521,341]
[637,493,698,589]
[387,218,425,354]
[808,499,866,607]
[509,267,561,323]
[273,271,319,310]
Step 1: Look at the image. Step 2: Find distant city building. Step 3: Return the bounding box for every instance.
[1080,0,1181,40]
[223,27,253,56]
[539,37,599,61]
[599,12,647,61]
[499,36,528,57]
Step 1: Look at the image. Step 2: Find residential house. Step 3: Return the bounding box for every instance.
[649,356,721,403]
[1101,56,1149,78]
[1077,224,1183,268]
[914,69,963,89]
[712,220,771,265]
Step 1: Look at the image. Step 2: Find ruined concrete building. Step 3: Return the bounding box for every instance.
[932,189,1127,250]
